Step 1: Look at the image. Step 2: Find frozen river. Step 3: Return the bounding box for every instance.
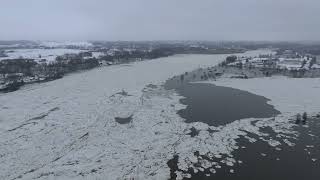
[2,49,318,180]
[0,50,268,131]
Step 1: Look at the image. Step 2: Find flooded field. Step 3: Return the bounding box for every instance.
[165,71,320,180]
[165,81,280,126]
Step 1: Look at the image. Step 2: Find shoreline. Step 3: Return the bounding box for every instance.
[162,61,320,179]
[0,49,246,93]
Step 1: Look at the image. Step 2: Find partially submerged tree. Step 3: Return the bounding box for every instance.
[296,113,302,124]
[302,112,308,124]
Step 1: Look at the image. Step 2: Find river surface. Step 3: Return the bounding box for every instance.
[4,49,315,180]
[0,52,239,179]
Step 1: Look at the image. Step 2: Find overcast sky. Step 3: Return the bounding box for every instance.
[0,0,319,41]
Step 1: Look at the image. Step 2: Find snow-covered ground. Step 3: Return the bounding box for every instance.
[212,76,320,116]
[2,49,318,180]
[0,48,85,63]
[39,41,93,48]
[91,52,105,59]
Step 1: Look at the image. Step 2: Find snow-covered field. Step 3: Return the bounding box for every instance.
[1,49,319,180]
[211,77,320,116]
[0,48,85,63]
[39,41,93,48]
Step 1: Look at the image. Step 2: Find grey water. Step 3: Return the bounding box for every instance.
[165,76,280,126]
[185,117,320,180]
[164,71,320,180]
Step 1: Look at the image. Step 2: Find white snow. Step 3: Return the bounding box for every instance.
[209,76,320,116]
[0,52,235,180]
[1,49,318,180]
[91,52,105,59]
[39,41,93,48]
[0,48,85,63]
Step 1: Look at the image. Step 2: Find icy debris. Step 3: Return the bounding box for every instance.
[308,134,316,137]
[210,168,216,174]
[267,139,281,147]
[275,147,282,151]
[193,168,198,173]
[226,161,234,167]
[283,139,296,147]
[182,173,191,179]
[246,136,257,143]
[199,159,213,169]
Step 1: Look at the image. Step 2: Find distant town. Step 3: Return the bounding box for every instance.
[220,49,320,78]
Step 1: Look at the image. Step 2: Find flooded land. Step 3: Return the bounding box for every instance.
[165,68,320,180]
[165,80,280,126]
[183,117,320,180]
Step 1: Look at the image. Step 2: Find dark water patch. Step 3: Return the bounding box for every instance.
[27,107,60,122]
[187,127,200,137]
[167,82,280,126]
[114,90,132,97]
[7,122,38,132]
[180,117,320,180]
[115,115,133,124]
[167,155,180,180]
[29,114,48,121]
[207,128,218,133]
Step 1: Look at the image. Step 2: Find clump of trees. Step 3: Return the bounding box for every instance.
[309,57,317,69]
[219,55,238,67]
[0,59,37,76]
[180,74,184,81]
[0,50,8,58]
[295,112,308,125]
[226,55,237,64]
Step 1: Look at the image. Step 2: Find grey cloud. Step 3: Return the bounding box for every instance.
[0,0,319,41]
